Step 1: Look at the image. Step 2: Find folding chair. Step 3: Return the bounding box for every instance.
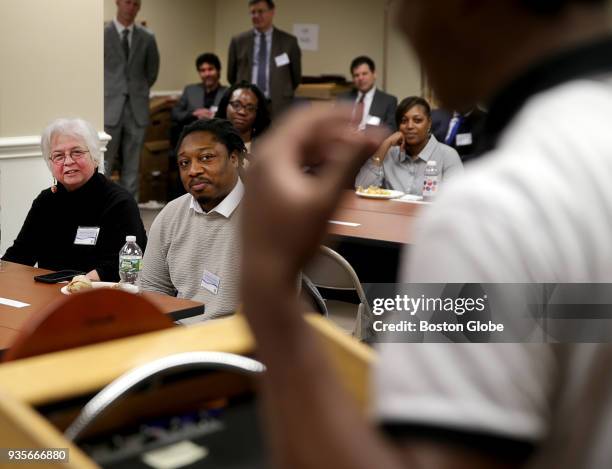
[303,246,372,340]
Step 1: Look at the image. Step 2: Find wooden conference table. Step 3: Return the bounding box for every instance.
[327,190,423,245]
[0,261,204,352]
[0,193,420,349]
[323,190,426,283]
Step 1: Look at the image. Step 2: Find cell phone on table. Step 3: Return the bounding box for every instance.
[33,270,85,283]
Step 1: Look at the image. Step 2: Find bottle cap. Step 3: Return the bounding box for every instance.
[126,235,136,242]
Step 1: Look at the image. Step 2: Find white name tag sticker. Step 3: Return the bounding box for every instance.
[366,115,382,126]
[455,133,473,146]
[275,53,290,67]
[142,441,209,469]
[74,226,100,246]
[201,269,221,295]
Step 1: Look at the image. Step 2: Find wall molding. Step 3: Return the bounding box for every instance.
[0,132,111,161]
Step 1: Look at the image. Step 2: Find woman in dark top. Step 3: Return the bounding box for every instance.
[215,81,271,158]
[2,118,147,281]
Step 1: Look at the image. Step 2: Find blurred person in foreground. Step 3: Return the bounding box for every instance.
[240,0,612,468]
[356,96,463,195]
[215,81,271,157]
[2,118,146,282]
[139,119,245,323]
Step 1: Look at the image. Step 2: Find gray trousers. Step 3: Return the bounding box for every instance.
[104,103,146,200]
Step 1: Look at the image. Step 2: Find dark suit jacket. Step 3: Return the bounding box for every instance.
[171,84,228,125]
[227,27,301,116]
[104,22,160,127]
[431,108,487,162]
[338,88,398,131]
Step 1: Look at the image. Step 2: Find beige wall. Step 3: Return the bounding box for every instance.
[104,0,216,92]
[213,0,421,99]
[103,0,422,99]
[0,0,103,136]
[215,0,384,83]
[385,20,422,100]
[0,0,104,255]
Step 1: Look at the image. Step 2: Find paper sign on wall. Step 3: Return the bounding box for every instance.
[293,24,319,51]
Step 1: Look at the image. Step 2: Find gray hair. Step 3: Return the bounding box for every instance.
[41,118,102,170]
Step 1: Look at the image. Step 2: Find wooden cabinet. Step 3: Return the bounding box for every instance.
[139,96,177,202]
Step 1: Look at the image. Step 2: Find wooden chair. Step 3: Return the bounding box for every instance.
[3,289,173,362]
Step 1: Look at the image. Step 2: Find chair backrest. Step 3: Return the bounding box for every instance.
[3,289,173,362]
[64,351,265,442]
[304,246,372,339]
[304,246,368,297]
[300,275,329,316]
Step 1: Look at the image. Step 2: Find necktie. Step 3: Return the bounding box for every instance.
[353,94,365,129]
[444,113,464,145]
[121,29,130,60]
[256,32,267,95]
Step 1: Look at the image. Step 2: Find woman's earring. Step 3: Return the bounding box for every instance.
[51,178,57,193]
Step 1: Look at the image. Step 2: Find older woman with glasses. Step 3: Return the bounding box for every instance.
[215,81,271,155]
[2,118,147,281]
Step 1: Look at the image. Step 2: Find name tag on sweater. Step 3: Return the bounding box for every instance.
[201,269,221,295]
[74,226,100,246]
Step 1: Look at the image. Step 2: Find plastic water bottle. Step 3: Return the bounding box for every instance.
[119,235,143,284]
[422,160,440,200]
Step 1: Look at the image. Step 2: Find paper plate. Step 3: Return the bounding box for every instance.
[61,282,139,295]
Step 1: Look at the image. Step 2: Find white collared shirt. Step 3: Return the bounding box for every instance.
[113,18,134,47]
[355,86,377,130]
[189,178,244,218]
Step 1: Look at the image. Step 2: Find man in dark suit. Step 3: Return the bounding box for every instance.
[431,107,487,162]
[104,0,159,200]
[172,53,228,127]
[227,0,301,117]
[337,56,398,131]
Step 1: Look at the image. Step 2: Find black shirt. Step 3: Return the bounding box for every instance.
[203,86,219,109]
[3,172,147,281]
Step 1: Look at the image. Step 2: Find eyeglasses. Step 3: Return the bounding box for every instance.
[229,101,257,114]
[250,8,271,16]
[49,149,90,165]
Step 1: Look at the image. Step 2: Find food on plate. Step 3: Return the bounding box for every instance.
[111,282,131,291]
[66,275,92,293]
[356,185,392,196]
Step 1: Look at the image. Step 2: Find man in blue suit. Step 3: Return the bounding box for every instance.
[431,107,487,162]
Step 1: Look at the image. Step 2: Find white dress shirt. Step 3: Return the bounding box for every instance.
[113,19,134,47]
[355,86,377,130]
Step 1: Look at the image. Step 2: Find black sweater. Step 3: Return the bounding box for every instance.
[3,172,147,281]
